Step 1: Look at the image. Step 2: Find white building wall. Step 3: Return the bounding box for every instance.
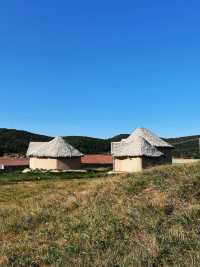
[29,157,81,170]
[114,157,143,172]
[30,158,58,170]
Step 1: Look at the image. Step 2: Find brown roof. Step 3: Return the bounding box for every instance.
[0,158,29,167]
[81,154,112,165]
[0,155,113,167]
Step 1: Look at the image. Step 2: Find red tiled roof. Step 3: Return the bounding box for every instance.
[0,155,113,167]
[0,158,29,167]
[81,154,112,165]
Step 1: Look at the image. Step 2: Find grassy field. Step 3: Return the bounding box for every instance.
[0,170,108,184]
[1,164,200,266]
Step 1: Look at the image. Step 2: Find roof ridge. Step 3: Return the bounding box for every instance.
[127,127,173,148]
[27,137,83,157]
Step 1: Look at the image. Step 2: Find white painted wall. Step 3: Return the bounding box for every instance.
[114,157,143,172]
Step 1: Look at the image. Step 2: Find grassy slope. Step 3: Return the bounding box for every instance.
[0,171,107,184]
[1,164,200,266]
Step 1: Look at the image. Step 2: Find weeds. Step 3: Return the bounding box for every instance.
[1,163,200,266]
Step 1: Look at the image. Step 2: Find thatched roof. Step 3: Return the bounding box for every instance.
[27,137,83,158]
[127,128,173,148]
[111,135,163,157]
[27,142,43,153]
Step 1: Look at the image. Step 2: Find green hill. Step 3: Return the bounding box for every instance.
[62,136,110,154]
[62,134,130,154]
[0,128,51,156]
[165,136,200,158]
[0,129,129,155]
[0,128,200,158]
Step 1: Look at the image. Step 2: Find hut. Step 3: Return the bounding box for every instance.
[27,137,83,170]
[111,128,173,173]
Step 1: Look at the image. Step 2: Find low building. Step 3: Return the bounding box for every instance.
[111,128,173,172]
[27,137,83,170]
[81,154,113,169]
[0,157,29,172]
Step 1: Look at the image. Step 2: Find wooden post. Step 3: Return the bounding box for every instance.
[0,164,4,170]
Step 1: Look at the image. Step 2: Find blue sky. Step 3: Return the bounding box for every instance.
[0,0,200,138]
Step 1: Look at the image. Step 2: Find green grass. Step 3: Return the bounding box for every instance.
[1,163,200,266]
[0,170,109,184]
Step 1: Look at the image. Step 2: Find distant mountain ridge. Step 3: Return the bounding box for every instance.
[0,128,199,158]
[0,128,51,156]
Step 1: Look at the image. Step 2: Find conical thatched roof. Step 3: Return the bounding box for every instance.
[127,128,173,148]
[111,135,163,157]
[27,137,83,158]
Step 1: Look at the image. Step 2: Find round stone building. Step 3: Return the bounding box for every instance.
[27,136,83,171]
[111,128,173,173]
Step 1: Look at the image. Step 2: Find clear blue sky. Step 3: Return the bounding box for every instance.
[0,0,200,138]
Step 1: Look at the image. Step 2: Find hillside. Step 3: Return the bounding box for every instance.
[63,136,111,154]
[0,128,200,158]
[166,136,200,158]
[0,129,129,155]
[0,128,51,156]
[1,163,200,266]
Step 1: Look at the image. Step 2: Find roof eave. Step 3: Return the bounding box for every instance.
[113,154,162,158]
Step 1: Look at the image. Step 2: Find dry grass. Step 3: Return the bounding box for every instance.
[1,163,200,266]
